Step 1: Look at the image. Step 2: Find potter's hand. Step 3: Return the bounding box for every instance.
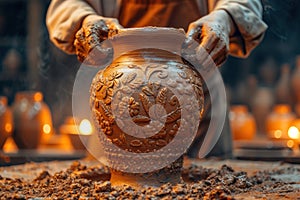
[185,10,235,67]
[74,15,123,65]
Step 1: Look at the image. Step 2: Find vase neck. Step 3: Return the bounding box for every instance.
[113,48,183,64]
[109,27,186,61]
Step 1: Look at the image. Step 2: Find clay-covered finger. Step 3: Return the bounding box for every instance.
[111,22,123,30]
[85,33,102,52]
[75,28,86,44]
[76,51,86,63]
[84,19,107,34]
[107,18,123,30]
[200,30,219,54]
[74,34,88,63]
[186,23,202,44]
[211,45,228,62]
[214,53,227,67]
[74,39,86,53]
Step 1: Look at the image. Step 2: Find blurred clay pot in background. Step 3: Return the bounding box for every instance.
[12,91,54,149]
[229,105,256,140]
[0,96,13,149]
[266,104,296,140]
[250,87,274,135]
[90,27,204,188]
[291,55,300,104]
[60,116,91,151]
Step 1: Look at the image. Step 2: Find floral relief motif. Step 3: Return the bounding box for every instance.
[92,108,112,136]
[90,59,204,153]
[94,71,123,102]
[118,96,140,117]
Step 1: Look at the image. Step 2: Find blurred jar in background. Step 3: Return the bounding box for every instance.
[12,91,54,149]
[266,104,296,140]
[291,55,300,116]
[229,105,256,140]
[275,63,292,105]
[2,49,22,78]
[0,96,13,149]
[250,87,274,135]
[59,116,92,151]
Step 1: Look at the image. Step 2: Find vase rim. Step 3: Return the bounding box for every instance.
[107,27,186,60]
[111,27,186,37]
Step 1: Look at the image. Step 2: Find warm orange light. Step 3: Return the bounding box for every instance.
[43,124,51,134]
[274,130,282,139]
[79,119,92,135]
[288,126,300,139]
[287,140,295,148]
[34,92,43,102]
[5,123,12,133]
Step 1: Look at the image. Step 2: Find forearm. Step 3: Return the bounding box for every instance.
[213,0,268,57]
[46,0,97,54]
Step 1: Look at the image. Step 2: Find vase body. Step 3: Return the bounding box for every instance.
[0,96,13,149]
[12,91,53,149]
[90,28,204,187]
[229,105,256,140]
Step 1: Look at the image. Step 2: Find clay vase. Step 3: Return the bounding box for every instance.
[235,75,257,106]
[259,57,277,87]
[12,91,54,149]
[0,96,14,149]
[250,87,274,135]
[266,104,296,139]
[90,28,204,188]
[229,105,256,140]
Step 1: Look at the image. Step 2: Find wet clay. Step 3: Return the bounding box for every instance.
[1,161,299,199]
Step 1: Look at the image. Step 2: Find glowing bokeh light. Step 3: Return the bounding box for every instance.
[79,119,93,135]
[288,126,300,140]
[43,124,51,134]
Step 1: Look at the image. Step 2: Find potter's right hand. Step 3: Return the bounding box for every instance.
[185,10,235,67]
[74,15,123,65]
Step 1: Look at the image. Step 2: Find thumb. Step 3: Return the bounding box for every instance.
[182,25,201,49]
[183,25,202,49]
[186,24,202,43]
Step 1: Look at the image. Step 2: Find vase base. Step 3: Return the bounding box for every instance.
[110,156,183,188]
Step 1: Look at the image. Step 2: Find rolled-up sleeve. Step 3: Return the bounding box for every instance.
[46,0,97,54]
[213,0,268,57]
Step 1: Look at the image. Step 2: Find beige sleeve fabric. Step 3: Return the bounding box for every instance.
[46,0,267,57]
[211,0,268,58]
[46,0,98,54]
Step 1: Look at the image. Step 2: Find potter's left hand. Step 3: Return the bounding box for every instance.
[74,15,123,65]
[186,10,235,67]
